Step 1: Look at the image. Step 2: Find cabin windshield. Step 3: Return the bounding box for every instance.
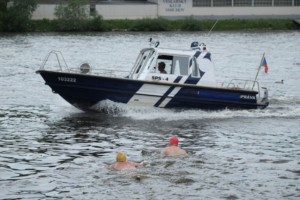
[134,49,155,75]
[155,54,189,76]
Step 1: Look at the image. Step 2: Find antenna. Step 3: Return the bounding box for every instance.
[206,19,219,37]
[198,20,218,50]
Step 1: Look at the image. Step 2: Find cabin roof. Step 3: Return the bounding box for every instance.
[142,47,195,57]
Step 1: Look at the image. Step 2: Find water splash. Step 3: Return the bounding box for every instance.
[91,99,300,121]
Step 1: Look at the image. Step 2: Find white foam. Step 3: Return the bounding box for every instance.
[91,100,300,121]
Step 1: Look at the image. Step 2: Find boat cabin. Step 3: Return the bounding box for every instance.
[129,47,216,86]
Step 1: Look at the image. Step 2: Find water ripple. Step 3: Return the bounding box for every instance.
[0,31,299,200]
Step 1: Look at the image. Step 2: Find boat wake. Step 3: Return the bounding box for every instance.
[92,99,300,121]
[269,96,300,105]
[91,100,160,115]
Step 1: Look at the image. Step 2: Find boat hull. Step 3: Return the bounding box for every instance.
[37,70,268,111]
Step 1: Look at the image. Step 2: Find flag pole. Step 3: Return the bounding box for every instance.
[252,52,265,90]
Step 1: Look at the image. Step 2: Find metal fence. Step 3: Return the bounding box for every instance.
[193,0,300,7]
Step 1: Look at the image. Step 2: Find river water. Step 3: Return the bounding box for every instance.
[0,31,299,200]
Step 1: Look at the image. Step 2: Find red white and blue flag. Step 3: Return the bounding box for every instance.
[261,56,268,73]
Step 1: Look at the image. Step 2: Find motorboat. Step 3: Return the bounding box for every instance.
[36,39,269,112]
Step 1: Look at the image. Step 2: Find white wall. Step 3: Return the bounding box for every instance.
[32,4,157,20]
[158,1,300,18]
[32,4,57,20]
[96,4,157,19]
[32,1,300,20]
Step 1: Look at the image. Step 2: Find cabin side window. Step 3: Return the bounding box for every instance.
[172,56,189,76]
[155,55,172,74]
[156,55,189,76]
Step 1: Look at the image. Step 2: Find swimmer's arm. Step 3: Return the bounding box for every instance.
[107,164,116,170]
[129,161,144,167]
[161,148,170,156]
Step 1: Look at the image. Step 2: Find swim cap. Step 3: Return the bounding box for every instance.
[116,152,126,162]
[169,136,179,146]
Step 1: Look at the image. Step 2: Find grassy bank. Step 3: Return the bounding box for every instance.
[22,18,300,32]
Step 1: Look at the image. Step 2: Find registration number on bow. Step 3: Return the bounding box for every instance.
[58,77,76,83]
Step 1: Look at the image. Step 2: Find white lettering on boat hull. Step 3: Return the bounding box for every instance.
[58,77,76,83]
[240,95,256,100]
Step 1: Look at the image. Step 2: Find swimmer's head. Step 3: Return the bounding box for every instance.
[116,151,126,162]
[169,136,179,146]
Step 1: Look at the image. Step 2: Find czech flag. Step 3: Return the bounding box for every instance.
[261,56,268,73]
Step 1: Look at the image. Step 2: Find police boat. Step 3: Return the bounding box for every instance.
[36,40,269,112]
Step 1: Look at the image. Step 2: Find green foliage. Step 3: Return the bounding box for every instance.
[86,15,105,31]
[179,17,203,31]
[31,19,59,32]
[130,18,171,31]
[103,19,132,31]
[103,18,171,32]
[54,0,89,31]
[13,17,300,32]
[32,17,105,32]
[55,0,88,20]
[212,19,298,31]
[0,0,38,32]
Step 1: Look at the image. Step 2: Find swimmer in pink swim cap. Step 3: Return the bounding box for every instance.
[161,136,187,157]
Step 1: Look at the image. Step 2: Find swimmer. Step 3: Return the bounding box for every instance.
[108,151,144,171]
[161,136,187,157]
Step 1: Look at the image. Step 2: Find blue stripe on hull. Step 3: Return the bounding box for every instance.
[184,75,200,85]
[154,76,183,107]
[39,71,260,111]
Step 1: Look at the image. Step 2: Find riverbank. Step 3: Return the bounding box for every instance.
[26,18,300,32]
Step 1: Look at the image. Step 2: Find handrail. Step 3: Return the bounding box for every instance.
[40,51,131,78]
[226,79,261,99]
[40,50,69,71]
[226,79,260,91]
[69,67,131,78]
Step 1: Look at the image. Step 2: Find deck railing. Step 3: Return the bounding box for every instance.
[225,78,263,99]
[226,79,260,91]
[40,50,131,78]
[40,50,69,71]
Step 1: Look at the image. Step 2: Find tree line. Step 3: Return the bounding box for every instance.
[0,0,38,32]
[0,0,298,32]
[0,0,103,32]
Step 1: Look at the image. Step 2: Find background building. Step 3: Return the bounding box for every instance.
[32,0,300,20]
[160,0,300,19]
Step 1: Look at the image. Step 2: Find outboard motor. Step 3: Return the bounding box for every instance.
[260,87,269,104]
